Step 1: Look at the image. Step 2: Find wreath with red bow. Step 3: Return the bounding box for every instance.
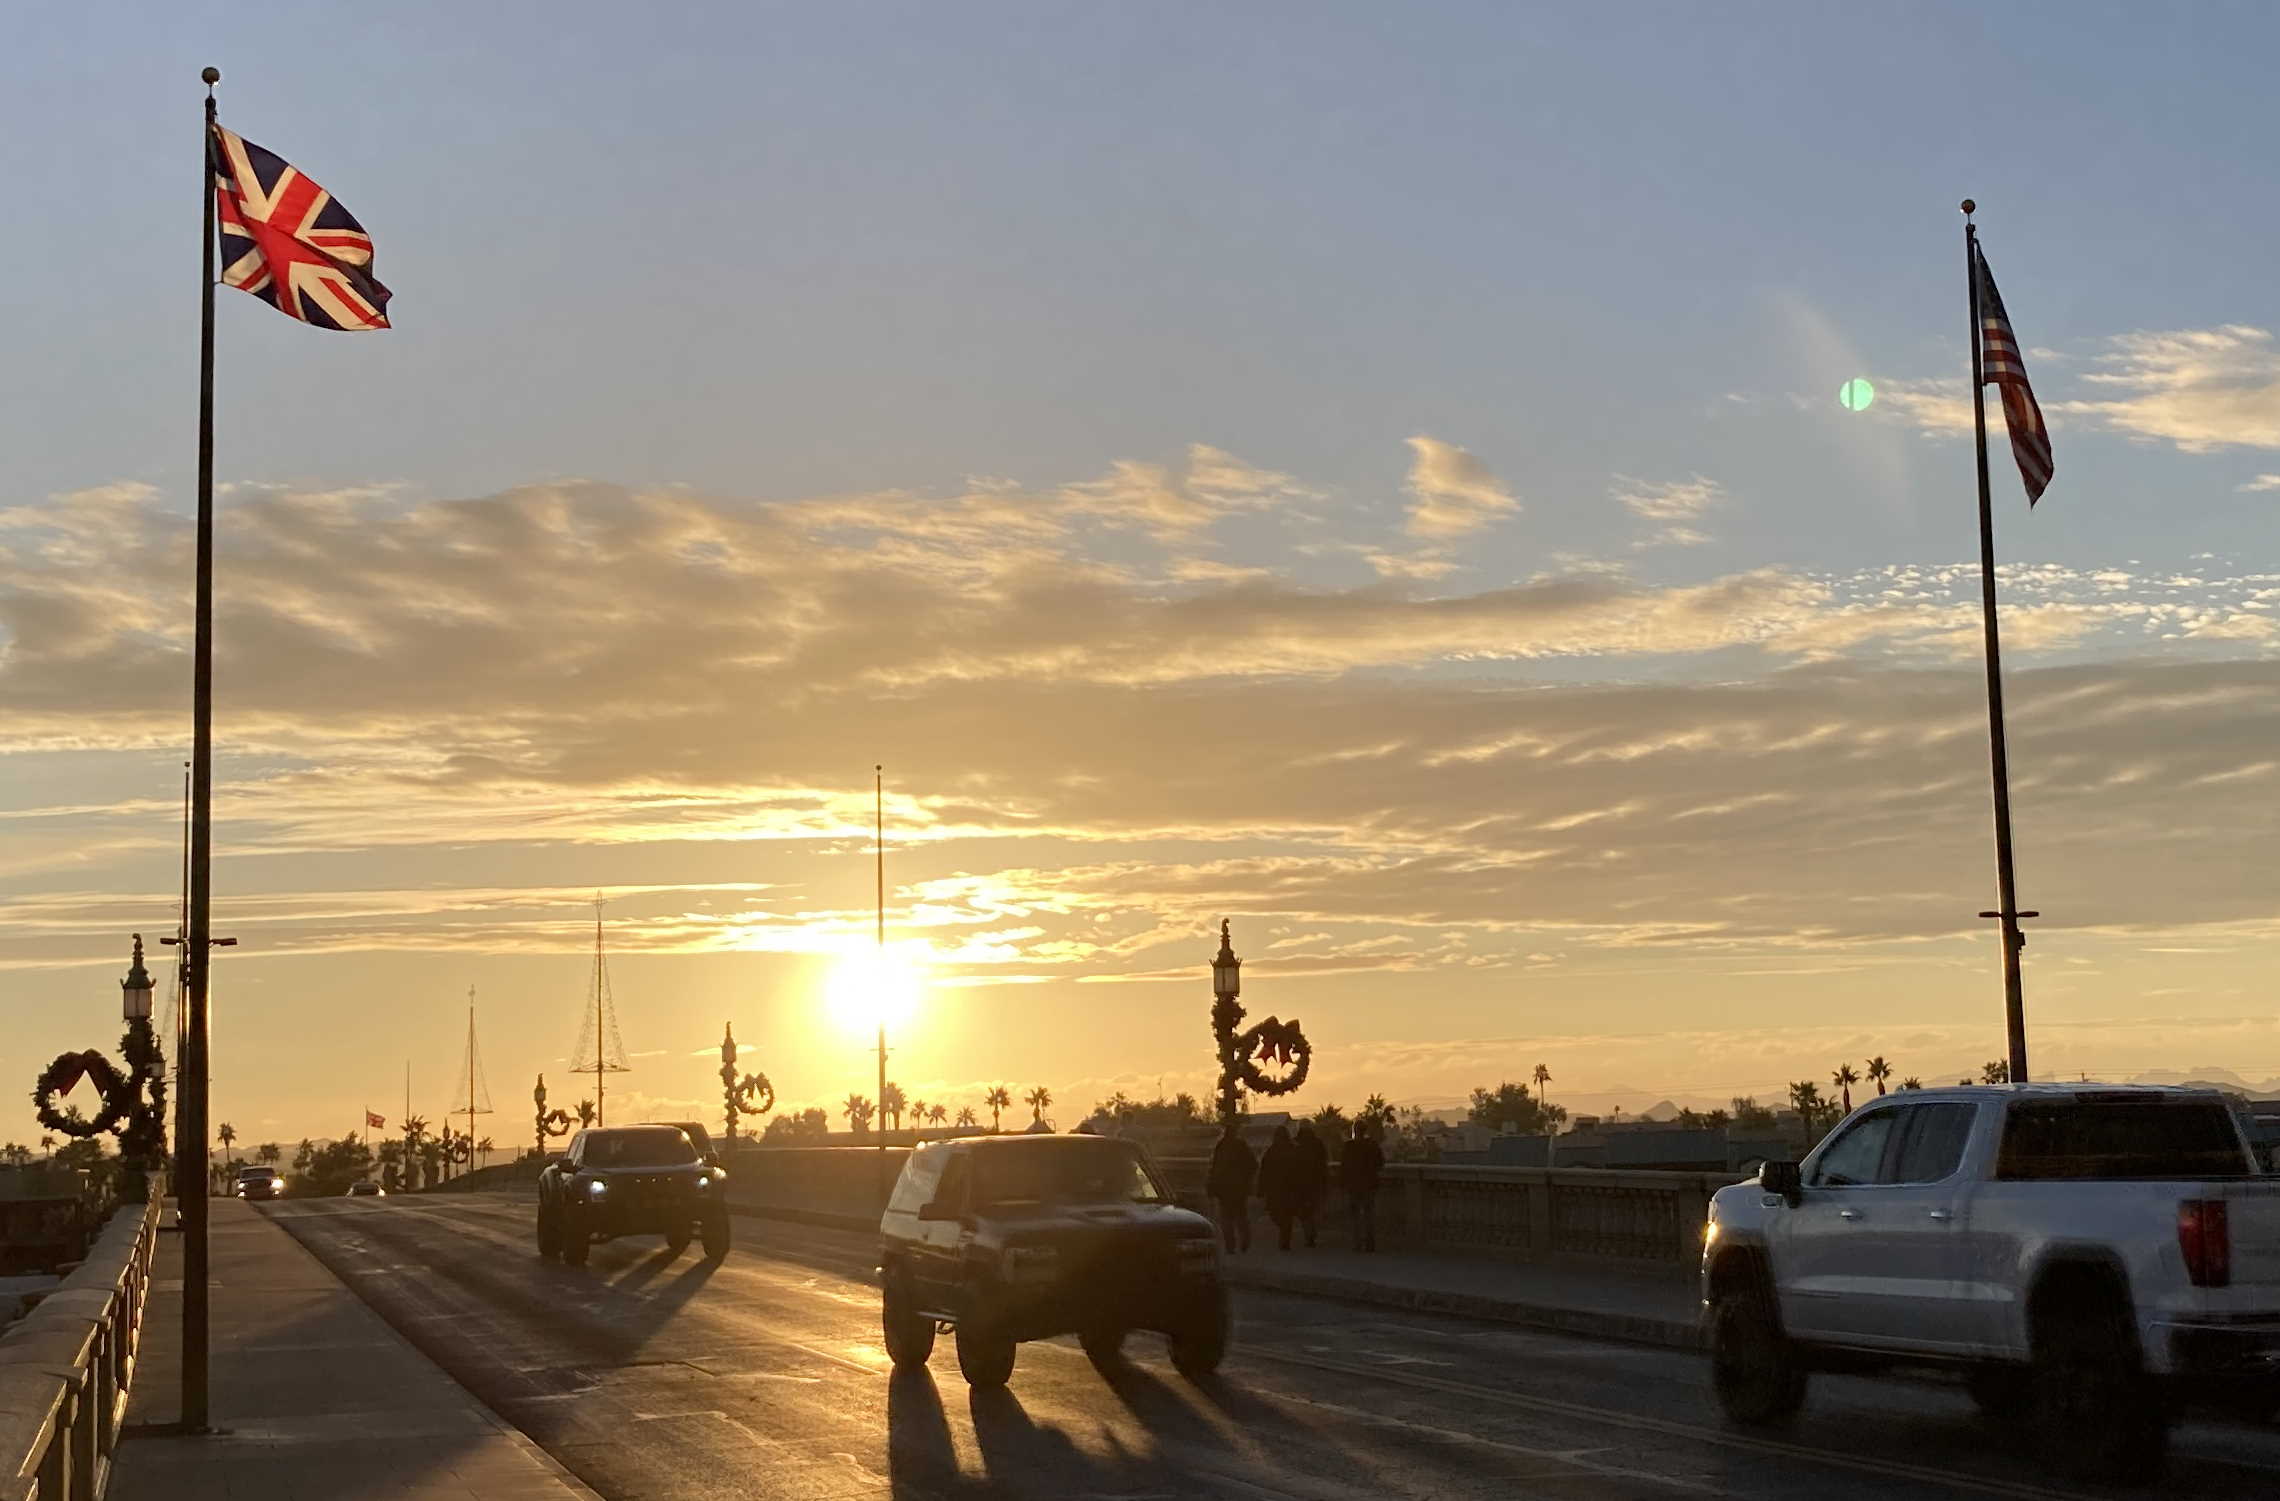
[32,1049,130,1138]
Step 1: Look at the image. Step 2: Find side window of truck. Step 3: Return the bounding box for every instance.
[1808,1109,1897,1188]
[1888,1103,1977,1184]
[934,1155,971,1215]
[888,1148,945,1216]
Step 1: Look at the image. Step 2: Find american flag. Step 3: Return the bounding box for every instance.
[1975,245,2052,504]
[366,1110,386,1130]
[212,125,391,331]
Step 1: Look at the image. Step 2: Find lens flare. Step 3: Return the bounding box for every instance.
[824,945,923,1037]
[1838,378,1876,413]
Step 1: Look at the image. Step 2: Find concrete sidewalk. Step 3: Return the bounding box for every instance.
[111,1199,598,1501]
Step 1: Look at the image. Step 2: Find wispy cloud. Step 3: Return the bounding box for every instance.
[1402,436,1518,538]
[1612,474,1725,548]
[2060,325,2280,452]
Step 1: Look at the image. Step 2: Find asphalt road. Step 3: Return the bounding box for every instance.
[265,1191,2280,1500]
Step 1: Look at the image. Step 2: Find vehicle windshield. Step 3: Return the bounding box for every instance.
[971,1140,1167,1208]
[1996,1098,2250,1180]
[238,1167,273,1178]
[584,1129,697,1168]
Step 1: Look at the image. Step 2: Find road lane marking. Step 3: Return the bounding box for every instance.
[1248,1345,2100,1500]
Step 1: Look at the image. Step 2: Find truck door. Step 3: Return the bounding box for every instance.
[1849,1100,1980,1349]
[1771,1105,1901,1343]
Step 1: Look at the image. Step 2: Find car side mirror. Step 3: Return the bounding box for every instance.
[1759,1160,1802,1203]
[553,1156,573,1171]
[916,1200,959,1223]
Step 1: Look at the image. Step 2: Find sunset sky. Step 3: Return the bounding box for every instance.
[7,4,2278,1149]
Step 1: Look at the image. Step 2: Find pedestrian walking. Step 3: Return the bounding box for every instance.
[1257,1125,1300,1251]
[1340,1119,1385,1252]
[1207,1119,1257,1253]
[1292,1120,1329,1248]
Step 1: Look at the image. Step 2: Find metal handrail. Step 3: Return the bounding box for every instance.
[0,1197,162,1501]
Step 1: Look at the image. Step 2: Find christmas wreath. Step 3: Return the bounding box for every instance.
[33,1049,129,1138]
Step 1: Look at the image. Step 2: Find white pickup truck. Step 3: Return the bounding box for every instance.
[1701,1082,2280,1480]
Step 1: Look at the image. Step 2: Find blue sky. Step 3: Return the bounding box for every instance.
[5,4,2278,1143]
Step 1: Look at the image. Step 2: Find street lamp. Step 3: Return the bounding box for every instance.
[1209,919,1310,1125]
[122,934,155,1022]
[1213,924,1241,1005]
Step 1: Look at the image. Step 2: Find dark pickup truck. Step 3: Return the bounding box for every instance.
[877,1134,1228,1388]
[537,1124,729,1266]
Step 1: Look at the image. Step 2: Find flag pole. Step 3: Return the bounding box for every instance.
[180,65,223,1435]
[1963,199,2031,1086]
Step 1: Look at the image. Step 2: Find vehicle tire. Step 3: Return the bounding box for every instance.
[2030,1301,2167,1483]
[882,1280,936,1368]
[700,1212,730,1261]
[1168,1294,1229,1380]
[535,1203,561,1261]
[560,1209,590,1267]
[1080,1327,1127,1370]
[955,1318,1017,1388]
[665,1227,692,1257]
[1709,1291,1807,1427]
[1966,1365,2031,1420]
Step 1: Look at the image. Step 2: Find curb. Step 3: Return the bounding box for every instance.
[1222,1263,1705,1351]
[728,1199,1703,1352]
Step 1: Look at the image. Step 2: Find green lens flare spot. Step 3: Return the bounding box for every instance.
[1839,378,1876,413]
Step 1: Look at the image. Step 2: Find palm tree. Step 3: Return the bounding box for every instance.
[879,1081,906,1132]
[258,1142,281,1166]
[928,1104,948,1127]
[955,1106,976,1128]
[1900,1076,1923,1090]
[38,1135,55,1161]
[984,1086,1012,1132]
[1831,1063,1859,1116]
[477,1136,494,1170]
[1864,1056,1892,1097]
[844,1094,874,1135]
[1024,1085,1052,1126]
[1786,1081,1825,1140]
[907,1097,927,1131]
[218,1122,238,1166]
[576,1099,597,1127]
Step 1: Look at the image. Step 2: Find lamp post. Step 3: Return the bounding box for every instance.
[28,936,170,1205]
[719,1023,775,1148]
[1209,919,1311,1125]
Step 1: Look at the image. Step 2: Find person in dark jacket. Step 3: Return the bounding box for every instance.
[1292,1121,1329,1248]
[1206,1120,1257,1253]
[1256,1125,1300,1251]
[1339,1120,1385,1252]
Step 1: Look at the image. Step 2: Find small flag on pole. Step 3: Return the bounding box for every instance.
[1974,246,2052,504]
[366,1110,386,1130]
[211,124,391,330]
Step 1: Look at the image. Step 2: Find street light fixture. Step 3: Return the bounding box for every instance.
[122,934,155,1022]
[1213,925,1241,1003]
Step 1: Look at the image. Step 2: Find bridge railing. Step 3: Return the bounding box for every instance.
[0,1197,161,1501]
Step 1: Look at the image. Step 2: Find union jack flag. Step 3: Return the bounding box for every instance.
[1975,245,2051,504]
[211,125,391,331]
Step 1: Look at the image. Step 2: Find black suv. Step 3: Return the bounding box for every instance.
[877,1134,1227,1388]
[537,1124,729,1266]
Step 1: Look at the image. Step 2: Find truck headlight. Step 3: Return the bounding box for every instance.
[587,1180,608,1199]
[693,1176,709,1190]
[1002,1245,1060,1283]
[271,1179,284,1191]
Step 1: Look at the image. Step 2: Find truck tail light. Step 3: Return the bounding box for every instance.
[2179,1198,2230,1288]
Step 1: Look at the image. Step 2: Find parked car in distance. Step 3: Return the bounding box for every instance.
[1703,1083,2280,1482]
[236,1165,284,1201]
[535,1124,728,1266]
[345,1181,385,1197]
[878,1133,1227,1389]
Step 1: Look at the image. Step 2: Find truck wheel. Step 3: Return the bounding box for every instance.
[560,1210,590,1267]
[955,1319,1017,1388]
[665,1227,692,1256]
[2031,1303,2166,1482]
[535,1203,561,1261]
[1080,1327,1127,1370]
[700,1212,731,1261]
[882,1280,936,1368]
[1168,1294,1229,1380]
[1710,1292,1806,1426]
[1966,1365,2031,1420]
